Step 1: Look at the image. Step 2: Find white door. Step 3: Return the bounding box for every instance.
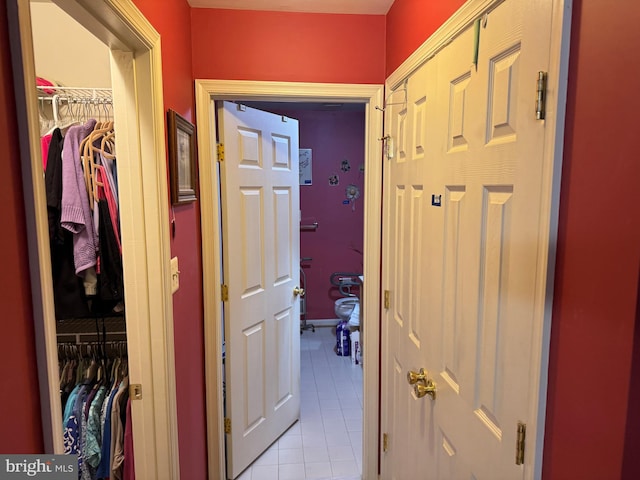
[381,0,563,477]
[217,101,301,479]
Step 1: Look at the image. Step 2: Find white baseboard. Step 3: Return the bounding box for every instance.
[302,318,340,328]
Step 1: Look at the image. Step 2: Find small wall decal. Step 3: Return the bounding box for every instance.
[329,174,339,186]
[346,184,361,211]
[341,158,351,172]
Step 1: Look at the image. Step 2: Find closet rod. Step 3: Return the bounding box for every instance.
[37,86,113,126]
[57,333,127,345]
[36,85,112,98]
[58,340,127,346]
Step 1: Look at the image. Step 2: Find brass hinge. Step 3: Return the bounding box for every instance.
[224,417,231,434]
[383,433,389,452]
[221,284,229,302]
[384,290,390,309]
[217,143,225,162]
[535,71,547,120]
[129,384,142,400]
[515,422,526,465]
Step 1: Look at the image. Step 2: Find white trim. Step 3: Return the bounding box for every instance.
[303,318,342,328]
[529,0,573,478]
[382,0,572,478]
[196,79,383,480]
[7,0,63,452]
[8,0,179,478]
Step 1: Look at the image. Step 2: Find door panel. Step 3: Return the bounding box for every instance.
[218,101,300,479]
[381,0,560,477]
[382,56,438,479]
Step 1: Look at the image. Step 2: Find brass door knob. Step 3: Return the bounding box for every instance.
[414,379,437,400]
[293,286,305,297]
[407,368,427,385]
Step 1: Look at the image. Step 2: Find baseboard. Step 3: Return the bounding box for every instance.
[301,318,340,328]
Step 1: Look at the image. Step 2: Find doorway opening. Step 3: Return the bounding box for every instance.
[195,80,383,480]
[241,100,367,478]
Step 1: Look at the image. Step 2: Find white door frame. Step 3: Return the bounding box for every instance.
[195,79,383,480]
[382,0,572,478]
[8,1,179,477]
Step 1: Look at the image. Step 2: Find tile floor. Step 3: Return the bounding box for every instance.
[236,326,363,480]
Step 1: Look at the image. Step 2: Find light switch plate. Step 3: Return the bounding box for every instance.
[170,256,179,294]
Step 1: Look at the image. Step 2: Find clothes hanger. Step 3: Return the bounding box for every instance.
[38,96,57,137]
[100,128,116,159]
[80,121,112,202]
[56,97,83,133]
[90,122,116,202]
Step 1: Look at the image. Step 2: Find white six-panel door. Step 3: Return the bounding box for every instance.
[217,101,301,479]
[381,0,563,477]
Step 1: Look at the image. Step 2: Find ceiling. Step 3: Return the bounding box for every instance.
[187,0,394,15]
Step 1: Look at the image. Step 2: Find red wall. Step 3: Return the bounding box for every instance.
[191,9,386,84]
[0,4,44,454]
[542,0,640,478]
[131,1,206,478]
[276,109,366,320]
[385,0,465,76]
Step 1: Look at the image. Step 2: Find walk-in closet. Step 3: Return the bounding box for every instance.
[11,0,179,478]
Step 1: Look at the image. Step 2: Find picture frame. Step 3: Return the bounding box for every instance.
[167,108,197,205]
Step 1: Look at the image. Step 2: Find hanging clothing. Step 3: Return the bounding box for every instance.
[41,84,130,476]
[45,119,124,319]
[94,197,124,313]
[60,118,99,276]
[46,128,92,320]
[46,128,64,243]
[110,377,129,480]
[41,132,52,170]
[123,398,135,480]
[96,382,117,480]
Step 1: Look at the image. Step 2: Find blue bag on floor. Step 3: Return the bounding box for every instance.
[336,321,351,356]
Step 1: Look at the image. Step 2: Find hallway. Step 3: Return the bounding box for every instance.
[237,327,363,480]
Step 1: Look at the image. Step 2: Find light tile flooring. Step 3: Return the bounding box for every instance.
[237,326,363,480]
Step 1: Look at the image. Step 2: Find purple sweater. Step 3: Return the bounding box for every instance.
[60,119,98,275]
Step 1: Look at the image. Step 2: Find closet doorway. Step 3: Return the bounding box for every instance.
[8,0,179,478]
[195,80,383,480]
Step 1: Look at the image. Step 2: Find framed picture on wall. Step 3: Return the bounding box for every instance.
[299,148,312,185]
[167,108,197,205]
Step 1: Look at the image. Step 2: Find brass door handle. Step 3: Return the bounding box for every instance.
[414,379,437,400]
[407,368,427,385]
[293,286,305,297]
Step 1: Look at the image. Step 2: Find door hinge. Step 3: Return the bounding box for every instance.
[515,422,526,465]
[217,143,225,162]
[224,417,231,434]
[384,290,390,309]
[221,284,229,302]
[383,433,389,452]
[535,71,547,120]
[129,384,142,400]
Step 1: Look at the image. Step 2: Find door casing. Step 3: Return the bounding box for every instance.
[196,80,383,480]
[8,1,179,477]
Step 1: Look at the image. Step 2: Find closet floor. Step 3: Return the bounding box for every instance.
[237,325,363,480]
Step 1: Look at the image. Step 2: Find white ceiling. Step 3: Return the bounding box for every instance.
[187,0,394,15]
